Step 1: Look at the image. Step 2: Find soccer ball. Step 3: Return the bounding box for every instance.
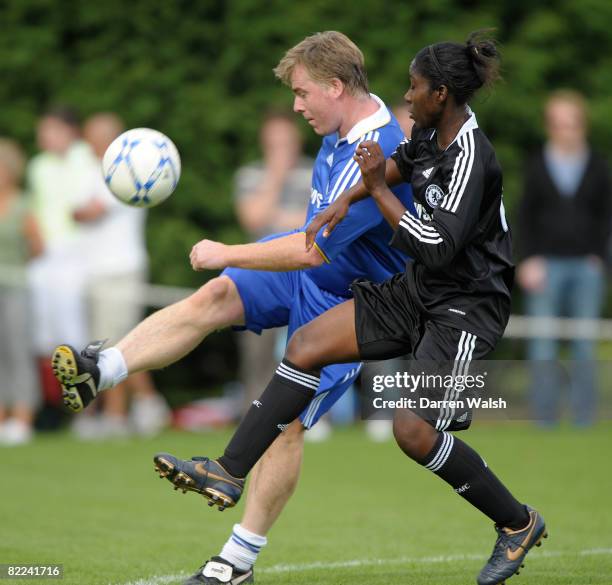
[102,128,181,208]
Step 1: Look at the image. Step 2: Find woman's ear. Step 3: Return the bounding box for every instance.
[435,84,449,103]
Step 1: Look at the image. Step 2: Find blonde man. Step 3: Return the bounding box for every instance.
[53,32,413,584]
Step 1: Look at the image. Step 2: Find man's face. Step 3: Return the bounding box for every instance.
[290,64,341,136]
[261,118,301,160]
[404,65,442,130]
[37,116,77,155]
[83,118,122,159]
[545,100,586,148]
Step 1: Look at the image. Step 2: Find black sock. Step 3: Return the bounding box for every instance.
[421,432,529,529]
[218,359,319,478]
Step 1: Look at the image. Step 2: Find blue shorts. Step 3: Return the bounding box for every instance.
[223,264,361,429]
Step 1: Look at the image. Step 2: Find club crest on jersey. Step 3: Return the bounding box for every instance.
[425,184,445,208]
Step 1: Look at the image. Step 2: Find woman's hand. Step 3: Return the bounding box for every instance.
[354,140,387,196]
[304,195,350,251]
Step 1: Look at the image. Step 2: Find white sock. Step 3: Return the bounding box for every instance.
[97,348,128,391]
[219,524,267,572]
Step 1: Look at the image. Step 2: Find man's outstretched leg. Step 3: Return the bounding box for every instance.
[53,276,245,412]
[181,420,306,585]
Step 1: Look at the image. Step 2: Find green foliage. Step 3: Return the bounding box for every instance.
[1,1,611,392]
[1,1,611,277]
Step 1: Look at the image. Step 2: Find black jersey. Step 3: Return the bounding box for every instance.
[389,112,514,347]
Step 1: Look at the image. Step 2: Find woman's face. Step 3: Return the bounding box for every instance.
[404,64,443,129]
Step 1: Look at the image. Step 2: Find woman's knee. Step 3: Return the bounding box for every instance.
[285,326,323,371]
[393,410,438,460]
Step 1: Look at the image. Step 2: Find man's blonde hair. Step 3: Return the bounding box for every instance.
[274,31,369,96]
[0,138,25,182]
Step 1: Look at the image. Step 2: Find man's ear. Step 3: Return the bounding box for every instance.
[328,78,344,99]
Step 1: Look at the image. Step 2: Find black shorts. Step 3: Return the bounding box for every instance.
[352,274,492,431]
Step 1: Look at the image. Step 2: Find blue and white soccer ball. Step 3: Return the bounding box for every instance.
[102,128,181,208]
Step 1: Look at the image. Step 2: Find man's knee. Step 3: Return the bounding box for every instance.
[187,276,243,326]
[194,275,233,305]
[393,410,438,461]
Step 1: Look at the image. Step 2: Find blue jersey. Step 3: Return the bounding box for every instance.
[223,97,415,428]
[303,95,415,297]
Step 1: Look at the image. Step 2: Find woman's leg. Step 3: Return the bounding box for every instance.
[218,300,359,478]
[392,324,530,530]
[285,299,360,368]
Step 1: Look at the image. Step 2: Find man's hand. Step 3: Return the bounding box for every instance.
[517,256,547,293]
[190,239,229,271]
[354,141,386,196]
[73,198,107,223]
[304,195,350,251]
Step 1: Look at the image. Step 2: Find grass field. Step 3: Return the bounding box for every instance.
[1,423,611,585]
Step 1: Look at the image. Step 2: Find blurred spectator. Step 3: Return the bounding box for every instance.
[26,107,92,412]
[71,113,170,439]
[517,90,611,426]
[0,138,44,445]
[235,110,311,238]
[233,111,311,415]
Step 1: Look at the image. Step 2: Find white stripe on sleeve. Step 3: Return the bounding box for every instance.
[442,131,475,213]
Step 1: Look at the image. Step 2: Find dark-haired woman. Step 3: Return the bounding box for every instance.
[157,33,547,585]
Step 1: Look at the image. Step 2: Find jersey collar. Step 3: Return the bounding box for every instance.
[430,106,479,151]
[453,107,479,147]
[336,94,391,147]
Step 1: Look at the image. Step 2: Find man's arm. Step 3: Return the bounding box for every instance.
[73,198,108,223]
[190,232,325,272]
[516,156,546,292]
[23,212,44,259]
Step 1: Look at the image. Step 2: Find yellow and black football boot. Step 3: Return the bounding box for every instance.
[52,340,105,412]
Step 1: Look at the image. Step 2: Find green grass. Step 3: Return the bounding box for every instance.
[1,423,611,584]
